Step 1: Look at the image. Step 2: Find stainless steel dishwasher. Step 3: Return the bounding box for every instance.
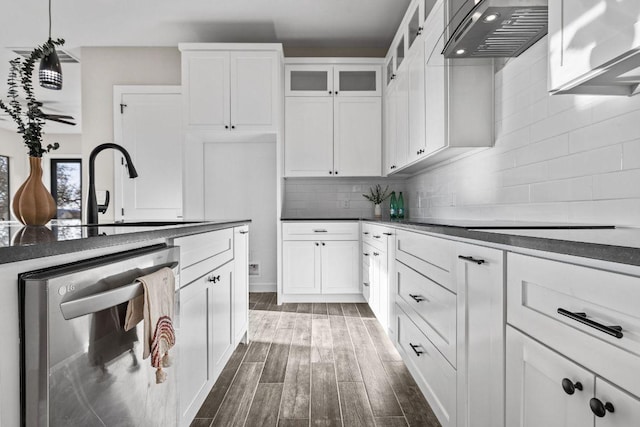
[19,244,180,427]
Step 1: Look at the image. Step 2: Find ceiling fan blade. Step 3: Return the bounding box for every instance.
[42,114,74,120]
[44,116,76,126]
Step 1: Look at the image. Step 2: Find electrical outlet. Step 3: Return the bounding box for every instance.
[249,263,260,276]
[352,185,362,192]
[341,200,350,209]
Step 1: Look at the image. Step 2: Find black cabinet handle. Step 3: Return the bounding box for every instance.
[590,398,615,417]
[409,294,424,303]
[409,343,424,356]
[313,229,328,233]
[373,235,381,239]
[315,242,319,246]
[335,91,339,95]
[363,282,369,287]
[373,252,379,256]
[417,27,423,35]
[363,232,369,235]
[383,232,393,236]
[557,308,623,339]
[321,242,326,246]
[239,230,249,234]
[231,125,235,129]
[458,255,485,265]
[208,275,221,283]
[391,74,396,80]
[225,125,229,129]
[561,378,583,395]
[329,91,333,94]
[329,171,333,174]
[335,171,338,175]
[363,253,369,256]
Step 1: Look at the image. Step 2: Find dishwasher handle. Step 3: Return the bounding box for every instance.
[59,262,178,320]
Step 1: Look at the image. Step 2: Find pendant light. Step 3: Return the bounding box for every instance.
[39,0,62,90]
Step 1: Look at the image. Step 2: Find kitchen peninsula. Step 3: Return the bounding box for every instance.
[0,220,250,427]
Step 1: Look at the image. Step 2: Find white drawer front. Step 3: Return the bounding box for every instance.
[507,252,640,396]
[282,221,359,240]
[362,223,391,252]
[175,229,234,285]
[396,261,456,367]
[396,304,456,427]
[395,230,455,293]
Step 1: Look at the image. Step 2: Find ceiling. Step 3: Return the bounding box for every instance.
[0,0,410,135]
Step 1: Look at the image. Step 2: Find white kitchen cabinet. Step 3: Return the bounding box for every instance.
[282,222,361,298]
[407,36,426,163]
[233,225,249,345]
[285,64,380,97]
[506,327,594,427]
[282,240,359,295]
[180,45,281,132]
[321,241,360,294]
[385,0,493,174]
[284,97,334,177]
[284,60,383,177]
[333,97,382,176]
[209,261,234,375]
[456,243,505,427]
[384,83,398,174]
[548,0,640,96]
[282,240,321,294]
[178,271,211,427]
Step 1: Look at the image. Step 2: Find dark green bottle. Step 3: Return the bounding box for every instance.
[390,192,397,220]
[398,192,405,219]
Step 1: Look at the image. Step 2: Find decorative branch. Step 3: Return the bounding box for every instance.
[363,184,392,205]
[0,38,64,157]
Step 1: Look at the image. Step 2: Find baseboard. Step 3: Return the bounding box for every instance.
[279,293,366,303]
[249,283,277,292]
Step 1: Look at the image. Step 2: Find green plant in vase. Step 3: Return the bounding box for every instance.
[363,184,392,219]
[0,39,65,225]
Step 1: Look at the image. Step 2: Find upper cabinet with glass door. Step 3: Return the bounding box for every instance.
[286,64,381,97]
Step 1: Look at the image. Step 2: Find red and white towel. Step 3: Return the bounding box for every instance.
[125,267,176,384]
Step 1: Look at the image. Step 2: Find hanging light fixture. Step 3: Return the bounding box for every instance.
[39,0,62,90]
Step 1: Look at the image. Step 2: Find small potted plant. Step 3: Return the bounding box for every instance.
[363,184,391,219]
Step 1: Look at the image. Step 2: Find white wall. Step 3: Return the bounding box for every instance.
[406,37,640,226]
[80,47,181,222]
[0,127,82,220]
[283,177,406,219]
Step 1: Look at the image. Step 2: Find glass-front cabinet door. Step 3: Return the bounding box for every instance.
[334,65,381,97]
[386,57,395,86]
[407,3,423,50]
[285,65,334,96]
[396,36,406,69]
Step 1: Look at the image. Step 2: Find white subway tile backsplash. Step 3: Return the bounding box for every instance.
[405,35,640,226]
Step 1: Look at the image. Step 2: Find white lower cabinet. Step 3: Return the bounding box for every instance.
[507,326,640,427]
[178,272,211,426]
[176,227,249,427]
[282,222,360,298]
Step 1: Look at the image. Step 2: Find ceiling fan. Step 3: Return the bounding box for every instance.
[0,100,76,126]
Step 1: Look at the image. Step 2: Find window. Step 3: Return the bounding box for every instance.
[0,155,9,221]
[50,159,82,220]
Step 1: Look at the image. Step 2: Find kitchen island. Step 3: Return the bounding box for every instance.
[0,219,250,427]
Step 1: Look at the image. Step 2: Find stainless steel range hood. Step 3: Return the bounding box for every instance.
[442,0,548,58]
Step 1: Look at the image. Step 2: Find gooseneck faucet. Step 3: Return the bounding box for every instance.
[87,143,138,225]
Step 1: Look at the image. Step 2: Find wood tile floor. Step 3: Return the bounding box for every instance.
[191,293,441,427]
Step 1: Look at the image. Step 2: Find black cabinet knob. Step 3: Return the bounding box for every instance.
[329,91,333,94]
[590,398,614,417]
[329,171,333,174]
[231,125,235,129]
[417,27,423,35]
[225,125,229,129]
[335,91,339,95]
[315,242,319,246]
[561,378,583,395]
[321,242,326,246]
[335,171,338,175]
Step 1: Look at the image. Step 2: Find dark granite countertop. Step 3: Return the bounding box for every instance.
[0,219,250,265]
[282,217,640,267]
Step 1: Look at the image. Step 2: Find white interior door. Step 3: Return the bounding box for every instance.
[115,87,182,221]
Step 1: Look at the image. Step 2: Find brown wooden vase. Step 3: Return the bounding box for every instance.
[12,157,57,226]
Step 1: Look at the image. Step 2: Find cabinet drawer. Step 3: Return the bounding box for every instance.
[175,229,234,286]
[396,304,456,427]
[362,223,391,252]
[396,230,455,293]
[282,222,359,240]
[507,253,640,396]
[396,261,456,367]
